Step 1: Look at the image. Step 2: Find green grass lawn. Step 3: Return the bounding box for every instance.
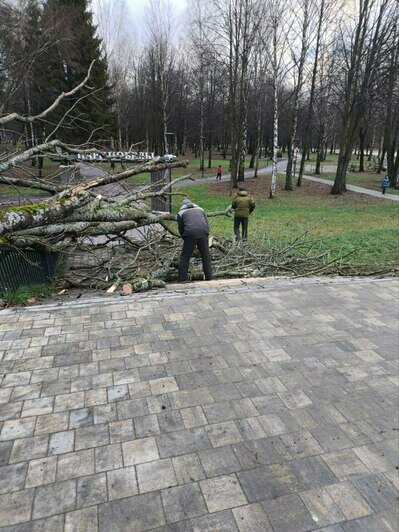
[175,177,399,273]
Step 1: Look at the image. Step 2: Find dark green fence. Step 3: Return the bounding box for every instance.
[0,246,58,291]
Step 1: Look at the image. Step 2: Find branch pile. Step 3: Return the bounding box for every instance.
[60,229,361,291]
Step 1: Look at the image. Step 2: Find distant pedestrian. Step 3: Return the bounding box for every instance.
[381,176,389,195]
[231,187,255,241]
[216,165,222,180]
[177,198,212,282]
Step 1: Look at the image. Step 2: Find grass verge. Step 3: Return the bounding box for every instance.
[176,175,399,273]
[1,283,53,307]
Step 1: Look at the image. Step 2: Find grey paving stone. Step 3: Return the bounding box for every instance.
[180,406,207,428]
[48,430,74,455]
[76,472,107,508]
[291,455,338,489]
[93,403,118,425]
[200,474,247,512]
[199,446,242,477]
[57,449,95,481]
[280,430,324,458]
[122,436,159,466]
[326,482,372,520]
[352,444,393,473]
[9,434,48,463]
[109,418,136,443]
[322,449,371,480]
[209,383,243,401]
[232,503,273,531]
[107,465,138,500]
[161,483,207,523]
[351,473,399,512]
[157,410,185,432]
[33,479,76,519]
[238,463,302,502]
[65,506,97,532]
[205,421,244,448]
[262,493,317,532]
[0,462,27,494]
[202,401,238,424]
[191,509,239,531]
[299,487,345,527]
[25,456,57,488]
[0,417,36,441]
[1,514,65,532]
[233,437,291,469]
[75,423,109,450]
[117,398,149,419]
[95,443,123,472]
[236,417,267,440]
[35,412,69,435]
[172,453,206,484]
[69,407,94,429]
[311,425,355,452]
[168,388,214,409]
[0,441,13,466]
[157,427,211,457]
[0,488,35,527]
[98,492,166,531]
[137,458,177,493]
[0,278,397,530]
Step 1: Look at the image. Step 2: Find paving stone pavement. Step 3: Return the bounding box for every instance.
[0,276,398,531]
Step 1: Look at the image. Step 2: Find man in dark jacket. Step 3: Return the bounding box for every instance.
[231,187,255,240]
[177,198,212,282]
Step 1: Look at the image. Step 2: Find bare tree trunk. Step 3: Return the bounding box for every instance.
[285,0,309,191]
[297,0,324,186]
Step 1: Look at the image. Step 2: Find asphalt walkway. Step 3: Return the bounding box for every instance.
[0,276,398,530]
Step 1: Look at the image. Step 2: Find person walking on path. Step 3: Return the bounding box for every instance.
[216,165,222,180]
[231,187,255,241]
[381,176,389,194]
[177,198,212,282]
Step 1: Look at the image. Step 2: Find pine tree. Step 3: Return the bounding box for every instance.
[40,0,117,145]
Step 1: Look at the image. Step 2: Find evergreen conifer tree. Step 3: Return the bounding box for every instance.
[41,0,117,145]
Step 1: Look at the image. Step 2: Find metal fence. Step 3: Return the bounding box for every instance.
[0,245,58,292]
[151,168,172,212]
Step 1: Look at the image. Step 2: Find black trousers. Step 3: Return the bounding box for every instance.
[178,236,212,282]
[234,216,249,240]
[382,187,387,194]
[216,173,222,180]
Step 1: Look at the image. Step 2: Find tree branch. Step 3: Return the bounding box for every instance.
[0,61,95,126]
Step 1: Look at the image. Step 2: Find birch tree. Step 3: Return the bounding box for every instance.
[284,0,311,191]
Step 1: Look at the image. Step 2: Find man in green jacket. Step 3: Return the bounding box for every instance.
[231,187,255,241]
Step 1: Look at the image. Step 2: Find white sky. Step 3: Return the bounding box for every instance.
[127,0,187,41]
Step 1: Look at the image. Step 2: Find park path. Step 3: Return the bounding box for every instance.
[1,161,396,206]
[301,174,399,202]
[0,276,397,530]
[178,161,399,202]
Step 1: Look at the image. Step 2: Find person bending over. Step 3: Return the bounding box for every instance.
[177,198,212,282]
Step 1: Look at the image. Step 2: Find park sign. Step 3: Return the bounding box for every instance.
[76,151,155,162]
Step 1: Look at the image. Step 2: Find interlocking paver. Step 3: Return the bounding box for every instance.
[200,474,247,512]
[33,479,76,519]
[0,277,397,530]
[107,465,138,500]
[0,488,35,527]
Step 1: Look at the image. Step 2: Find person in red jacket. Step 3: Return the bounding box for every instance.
[216,165,222,180]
